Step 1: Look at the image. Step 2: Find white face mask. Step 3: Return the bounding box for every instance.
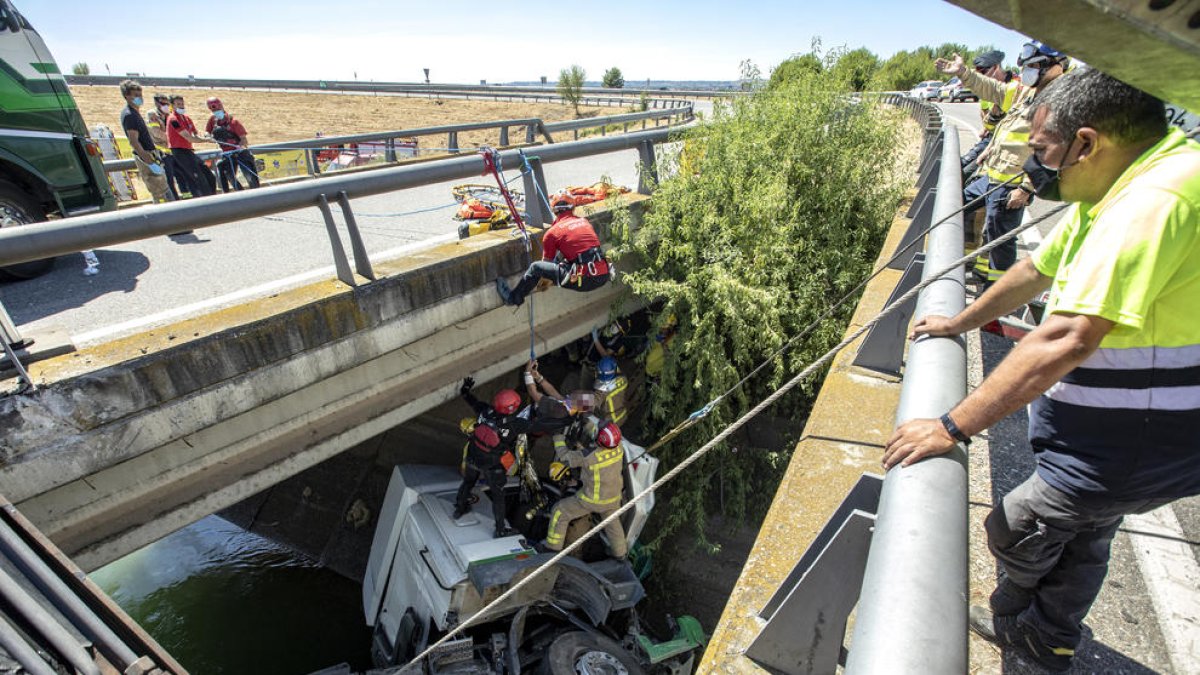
[158,103,170,113]
[1020,66,1043,88]
[175,107,186,115]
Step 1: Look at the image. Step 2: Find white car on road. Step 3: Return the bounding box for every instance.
[908,80,943,100]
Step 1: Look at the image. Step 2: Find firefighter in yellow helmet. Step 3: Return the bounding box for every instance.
[541,420,628,559]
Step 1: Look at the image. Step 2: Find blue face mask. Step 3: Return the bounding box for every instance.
[213,109,226,121]
[131,96,143,107]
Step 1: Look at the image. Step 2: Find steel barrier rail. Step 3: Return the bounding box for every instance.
[844,122,968,673]
[66,74,735,99]
[100,106,693,173]
[0,127,673,268]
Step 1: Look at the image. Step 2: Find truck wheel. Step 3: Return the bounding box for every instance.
[539,631,646,675]
[0,181,53,280]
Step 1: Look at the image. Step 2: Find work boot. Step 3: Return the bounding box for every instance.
[495,277,521,307]
[990,577,1034,616]
[969,606,1074,673]
[494,526,518,539]
[452,503,470,520]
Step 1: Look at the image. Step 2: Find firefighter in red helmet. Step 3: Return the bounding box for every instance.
[541,419,628,558]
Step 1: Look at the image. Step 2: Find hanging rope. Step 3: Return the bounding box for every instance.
[480,146,538,360]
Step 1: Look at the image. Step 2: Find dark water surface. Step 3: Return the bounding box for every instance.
[91,516,372,675]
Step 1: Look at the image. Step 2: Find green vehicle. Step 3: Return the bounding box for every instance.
[0,0,115,279]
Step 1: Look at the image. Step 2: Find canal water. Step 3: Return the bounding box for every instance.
[90,515,372,675]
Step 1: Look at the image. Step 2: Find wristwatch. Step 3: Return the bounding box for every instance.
[940,413,971,444]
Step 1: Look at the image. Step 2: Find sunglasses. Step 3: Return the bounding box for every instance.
[974,66,991,74]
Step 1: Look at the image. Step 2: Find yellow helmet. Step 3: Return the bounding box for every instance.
[549,461,569,481]
[459,417,477,435]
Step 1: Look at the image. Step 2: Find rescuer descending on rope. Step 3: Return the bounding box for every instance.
[542,420,628,559]
[496,195,611,306]
[455,376,561,538]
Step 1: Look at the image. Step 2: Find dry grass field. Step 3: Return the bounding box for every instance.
[69,85,619,149]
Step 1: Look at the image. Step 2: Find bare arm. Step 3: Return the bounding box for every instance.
[910,259,1051,338]
[883,311,1114,468]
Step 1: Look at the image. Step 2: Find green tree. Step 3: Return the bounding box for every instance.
[767,53,822,90]
[71,62,90,76]
[602,67,625,89]
[830,47,879,92]
[609,68,908,546]
[558,65,586,115]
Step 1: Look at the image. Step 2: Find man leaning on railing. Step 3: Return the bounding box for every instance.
[882,68,1200,673]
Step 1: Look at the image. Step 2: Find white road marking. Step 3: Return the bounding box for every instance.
[74,233,457,345]
[1125,505,1200,675]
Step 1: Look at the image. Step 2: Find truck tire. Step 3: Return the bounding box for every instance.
[0,181,53,280]
[539,631,646,675]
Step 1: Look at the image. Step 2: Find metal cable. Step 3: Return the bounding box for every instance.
[402,197,1070,671]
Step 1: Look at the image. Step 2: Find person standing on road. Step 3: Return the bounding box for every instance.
[939,42,1068,286]
[166,95,216,197]
[882,68,1200,673]
[147,93,190,199]
[118,80,171,204]
[496,196,611,306]
[204,97,260,192]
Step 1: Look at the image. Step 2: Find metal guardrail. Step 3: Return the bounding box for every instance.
[845,107,968,675]
[66,73,732,100]
[0,128,672,270]
[101,106,693,174]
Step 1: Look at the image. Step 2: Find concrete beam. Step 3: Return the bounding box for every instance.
[947,0,1200,112]
[0,203,642,570]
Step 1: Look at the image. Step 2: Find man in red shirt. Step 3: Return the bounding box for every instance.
[166,95,216,197]
[497,196,611,306]
[205,97,260,191]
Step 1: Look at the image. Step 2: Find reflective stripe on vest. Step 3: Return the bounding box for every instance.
[582,448,623,505]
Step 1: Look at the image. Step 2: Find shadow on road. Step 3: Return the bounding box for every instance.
[0,249,151,325]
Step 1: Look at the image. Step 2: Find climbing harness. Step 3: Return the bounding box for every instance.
[404,190,1071,673]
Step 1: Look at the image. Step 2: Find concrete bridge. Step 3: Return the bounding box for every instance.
[0,203,639,571]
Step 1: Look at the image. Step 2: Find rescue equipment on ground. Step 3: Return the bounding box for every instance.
[452,183,526,239]
[547,181,630,208]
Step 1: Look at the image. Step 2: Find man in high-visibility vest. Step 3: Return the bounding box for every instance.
[961,50,1022,174]
[542,420,628,559]
[939,42,1069,285]
[593,356,629,427]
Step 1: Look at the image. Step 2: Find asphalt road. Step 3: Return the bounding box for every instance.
[939,101,1199,675]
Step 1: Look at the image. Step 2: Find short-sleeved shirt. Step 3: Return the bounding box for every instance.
[166,112,198,150]
[1028,128,1200,501]
[120,105,155,154]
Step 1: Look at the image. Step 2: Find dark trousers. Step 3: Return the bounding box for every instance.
[509,260,610,305]
[962,175,1024,282]
[985,473,1173,648]
[961,134,991,168]
[171,148,215,197]
[162,153,189,199]
[456,462,509,532]
[217,150,261,192]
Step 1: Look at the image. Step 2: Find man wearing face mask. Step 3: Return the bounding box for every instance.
[166,95,217,197]
[882,68,1199,672]
[205,97,260,192]
[147,93,190,200]
[118,80,171,204]
[937,42,1069,286]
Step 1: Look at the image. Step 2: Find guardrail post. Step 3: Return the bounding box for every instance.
[336,191,376,281]
[637,139,658,195]
[448,131,459,154]
[384,139,396,163]
[499,126,509,147]
[844,125,967,675]
[525,125,536,144]
[315,194,357,286]
[306,149,320,175]
[522,156,552,226]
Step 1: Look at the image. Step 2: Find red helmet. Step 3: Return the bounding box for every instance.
[550,194,574,212]
[206,96,223,111]
[492,388,521,415]
[596,422,621,448]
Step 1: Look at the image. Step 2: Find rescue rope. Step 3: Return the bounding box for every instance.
[642,173,1027,453]
[401,195,1069,672]
[480,147,539,360]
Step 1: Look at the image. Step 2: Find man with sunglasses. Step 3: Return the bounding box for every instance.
[883,68,1199,673]
[960,50,1020,175]
[937,42,1069,286]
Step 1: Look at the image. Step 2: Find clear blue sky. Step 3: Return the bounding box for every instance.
[19,0,1029,83]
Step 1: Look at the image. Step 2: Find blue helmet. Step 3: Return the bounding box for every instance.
[597,356,619,382]
[1018,41,1064,67]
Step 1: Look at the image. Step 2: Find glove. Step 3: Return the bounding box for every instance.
[147,163,165,176]
[460,377,475,396]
